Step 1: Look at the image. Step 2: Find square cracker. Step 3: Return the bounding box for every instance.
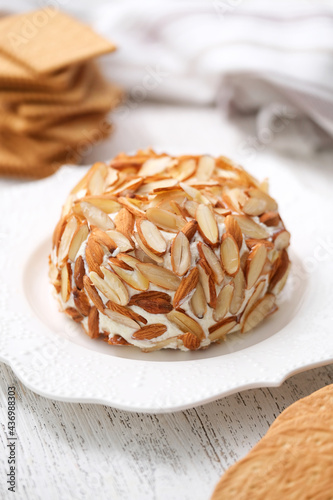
[0,9,116,74]
[0,51,77,90]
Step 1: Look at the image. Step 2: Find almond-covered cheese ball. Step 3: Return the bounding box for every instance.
[49,150,291,352]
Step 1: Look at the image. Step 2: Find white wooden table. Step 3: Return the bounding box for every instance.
[1,362,332,500]
[1,104,333,500]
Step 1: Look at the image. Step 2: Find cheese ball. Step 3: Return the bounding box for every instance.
[49,150,291,351]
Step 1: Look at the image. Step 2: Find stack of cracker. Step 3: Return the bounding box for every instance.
[211,384,333,500]
[0,9,122,178]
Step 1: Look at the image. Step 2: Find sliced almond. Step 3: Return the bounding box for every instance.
[73,287,91,317]
[83,275,105,312]
[171,231,191,276]
[65,307,83,323]
[197,242,224,284]
[220,233,240,276]
[137,263,181,291]
[233,215,269,239]
[245,244,267,289]
[109,258,132,271]
[87,306,99,339]
[95,267,129,305]
[104,309,139,329]
[68,223,89,261]
[87,162,108,196]
[60,263,71,303]
[85,236,104,278]
[181,220,198,241]
[57,215,78,264]
[80,201,115,231]
[134,232,164,264]
[142,337,178,352]
[173,268,199,308]
[241,279,266,323]
[138,178,178,195]
[208,317,237,342]
[179,332,201,350]
[242,196,267,216]
[260,211,280,227]
[139,156,173,176]
[74,255,85,290]
[107,335,130,346]
[245,239,274,251]
[129,291,173,314]
[52,216,67,251]
[241,293,276,333]
[184,200,199,218]
[151,190,187,209]
[224,215,243,250]
[114,208,135,240]
[132,324,167,340]
[109,261,149,291]
[137,219,166,256]
[214,283,234,321]
[169,158,197,181]
[214,207,232,217]
[240,248,250,271]
[134,247,156,264]
[118,197,146,217]
[190,281,207,319]
[169,201,188,219]
[196,204,219,245]
[222,188,247,213]
[111,177,143,196]
[49,260,60,286]
[110,155,147,170]
[146,207,186,232]
[167,310,204,340]
[81,196,121,214]
[90,227,115,251]
[180,182,210,204]
[271,261,291,295]
[197,259,217,308]
[273,230,290,250]
[105,300,147,325]
[269,249,290,295]
[196,155,215,181]
[104,167,119,189]
[105,229,133,252]
[247,188,278,211]
[116,252,145,270]
[229,269,245,314]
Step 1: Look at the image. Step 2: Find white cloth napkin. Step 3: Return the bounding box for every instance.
[88,1,333,154]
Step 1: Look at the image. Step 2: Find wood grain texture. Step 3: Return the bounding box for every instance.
[1,361,332,500]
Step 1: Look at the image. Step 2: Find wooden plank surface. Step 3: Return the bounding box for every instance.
[1,361,332,500]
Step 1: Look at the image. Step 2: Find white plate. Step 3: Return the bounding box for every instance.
[1,164,333,413]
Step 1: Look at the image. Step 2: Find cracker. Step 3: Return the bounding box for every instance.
[0,62,94,104]
[267,384,333,435]
[0,10,116,74]
[211,385,333,500]
[39,112,112,146]
[17,80,123,119]
[0,51,77,90]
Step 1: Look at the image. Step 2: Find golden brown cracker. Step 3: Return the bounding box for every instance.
[211,385,333,500]
[0,10,116,74]
[0,51,77,90]
[39,112,112,146]
[17,79,123,119]
[0,62,94,104]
